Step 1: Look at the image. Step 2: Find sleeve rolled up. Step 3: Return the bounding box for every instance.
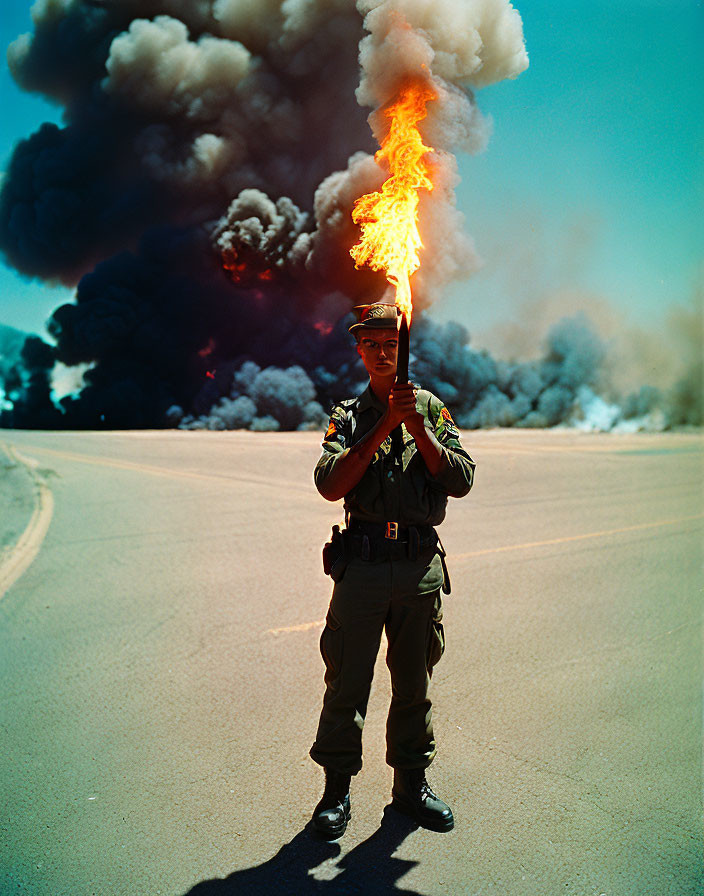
[313,405,349,495]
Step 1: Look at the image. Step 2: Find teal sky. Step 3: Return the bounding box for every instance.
[442,0,703,347]
[1,1,72,334]
[1,0,702,349]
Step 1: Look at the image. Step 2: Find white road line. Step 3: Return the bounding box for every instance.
[0,445,55,600]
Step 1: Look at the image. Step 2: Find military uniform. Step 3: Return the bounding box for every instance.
[310,384,475,776]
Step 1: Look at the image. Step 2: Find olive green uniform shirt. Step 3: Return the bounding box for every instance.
[314,384,475,525]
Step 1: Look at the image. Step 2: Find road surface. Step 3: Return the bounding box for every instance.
[0,428,701,896]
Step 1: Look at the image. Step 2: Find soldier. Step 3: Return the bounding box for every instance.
[310,302,475,840]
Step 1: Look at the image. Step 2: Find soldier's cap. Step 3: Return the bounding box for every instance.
[348,303,400,336]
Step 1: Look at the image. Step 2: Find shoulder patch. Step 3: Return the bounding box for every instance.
[441,407,455,426]
[325,420,337,439]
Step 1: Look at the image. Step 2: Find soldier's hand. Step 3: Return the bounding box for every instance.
[387,384,424,435]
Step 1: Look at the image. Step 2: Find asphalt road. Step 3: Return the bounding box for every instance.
[0,428,702,896]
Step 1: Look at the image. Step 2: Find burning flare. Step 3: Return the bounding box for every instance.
[350,81,436,326]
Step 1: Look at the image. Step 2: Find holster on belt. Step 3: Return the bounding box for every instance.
[322,525,349,582]
[324,520,451,593]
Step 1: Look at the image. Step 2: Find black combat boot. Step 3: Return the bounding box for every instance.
[391,768,454,832]
[311,768,352,840]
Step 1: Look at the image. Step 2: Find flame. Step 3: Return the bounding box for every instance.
[350,81,436,326]
[222,255,248,281]
[222,248,274,286]
[198,338,215,358]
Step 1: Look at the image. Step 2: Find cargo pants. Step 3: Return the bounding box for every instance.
[310,545,445,775]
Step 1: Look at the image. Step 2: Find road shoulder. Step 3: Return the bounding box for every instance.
[0,442,54,599]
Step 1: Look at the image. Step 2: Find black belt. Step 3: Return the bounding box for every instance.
[345,519,437,562]
[345,519,450,593]
[347,519,435,543]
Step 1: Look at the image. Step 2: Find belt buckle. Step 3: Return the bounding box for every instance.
[385,521,398,540]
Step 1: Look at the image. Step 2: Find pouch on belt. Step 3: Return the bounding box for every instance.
[322,525,348,583]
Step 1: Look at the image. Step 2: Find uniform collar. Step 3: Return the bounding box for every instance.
[357,383,387,414]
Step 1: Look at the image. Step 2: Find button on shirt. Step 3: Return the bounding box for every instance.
[314,385,475,526]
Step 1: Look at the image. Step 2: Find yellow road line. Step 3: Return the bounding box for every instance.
[266,512,703,636]
[464,433,704,453]
[0,446,55,600]
[453,512,704,561]
[267,618,326,635]
[4,443,310,495]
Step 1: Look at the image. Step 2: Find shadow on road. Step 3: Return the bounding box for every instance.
[184,805,425,895]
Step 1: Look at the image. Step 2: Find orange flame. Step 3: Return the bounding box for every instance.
[350,82,436,326]
[198,337,216,358]
[314,321,333,337]
[222,248,274,286]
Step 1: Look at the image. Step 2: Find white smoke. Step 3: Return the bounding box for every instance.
[355,0,528,109]
[51,361,93,401]
[104,16,252,116]
[214,188,312,276]
[355,0,527,302]
[213,0,529,311]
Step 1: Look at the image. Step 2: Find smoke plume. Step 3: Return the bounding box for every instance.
[1,2,698,431]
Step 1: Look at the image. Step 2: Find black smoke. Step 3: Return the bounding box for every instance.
[0,2,698,431]
[1,2,374,284]
[175,312,617,432]
[0,0,378,428]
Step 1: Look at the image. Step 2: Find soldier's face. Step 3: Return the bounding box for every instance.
[357,328,399,377]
